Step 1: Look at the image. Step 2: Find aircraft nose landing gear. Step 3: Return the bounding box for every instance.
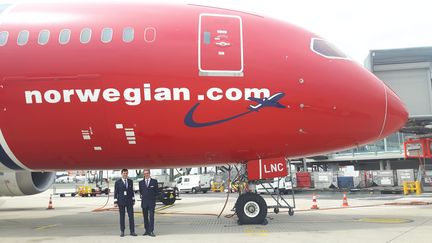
[235,192,267,225]
[232,158,296,225]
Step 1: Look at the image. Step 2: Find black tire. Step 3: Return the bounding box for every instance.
[274,208,279,214]
[162,198,176,205]
[202,190,208,193]
[192,188,197,194]
[71,193,76,197]
[289,209,294,216]
[235,193,267,225]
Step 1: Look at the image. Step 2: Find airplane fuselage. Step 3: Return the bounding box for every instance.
[0,2,407,170]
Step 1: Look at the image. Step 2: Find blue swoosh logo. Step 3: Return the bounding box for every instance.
[184,103,253,128]
[184,92,286,128]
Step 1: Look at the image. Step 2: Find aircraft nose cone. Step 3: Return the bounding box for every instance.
[379,86,409,138]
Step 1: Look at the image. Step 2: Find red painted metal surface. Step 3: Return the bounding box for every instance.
[0,2,408,170]
[296,172,311,188]
[247,157,287,180]
[404,138,432,158]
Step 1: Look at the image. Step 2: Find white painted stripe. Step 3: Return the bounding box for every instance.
[218,51,225,56]
[128,141,136,145]
[217,30,228,34]
[0,129,30,170]
[94,146,102,151]
[126,137,136,141]
[378,83,388,138]
[82,135,91,140]
[259,159,262,180]
[115,124,123,129]
[125,128,134,131]
[125,131,135,137]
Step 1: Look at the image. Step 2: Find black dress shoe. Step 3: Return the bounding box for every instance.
[149,232,156,237]
[143,232,149,236]
[120,232,125,237]
[130,232,137,236]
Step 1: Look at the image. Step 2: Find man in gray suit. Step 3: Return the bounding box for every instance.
[139,169,158,237]
[114,168,137,237]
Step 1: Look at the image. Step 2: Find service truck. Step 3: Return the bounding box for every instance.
[176,174,212,193]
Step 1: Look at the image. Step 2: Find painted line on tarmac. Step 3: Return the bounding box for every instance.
[384,201,432,206]
[244,226,268,236]
[271,201,432,213]
[356,217,413,224]
[132,205,175,216]
[34,224,59,230]
[156,204,174,212]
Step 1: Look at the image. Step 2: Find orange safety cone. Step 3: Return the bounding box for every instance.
[342,192,349,207]
[47,194,54,210]
[310,193,319,209]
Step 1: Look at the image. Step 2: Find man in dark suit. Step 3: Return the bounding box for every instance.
[139,169,158,237]
[114,168,137,237]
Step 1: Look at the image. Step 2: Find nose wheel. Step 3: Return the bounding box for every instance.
[235,192,267,225]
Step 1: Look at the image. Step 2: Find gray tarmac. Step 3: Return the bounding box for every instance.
[1,186,432,243]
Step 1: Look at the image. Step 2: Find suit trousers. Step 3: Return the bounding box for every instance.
[119,204,135,233]
[142,206,155,233]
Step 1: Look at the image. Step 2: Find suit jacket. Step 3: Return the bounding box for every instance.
[139,178,158,208]
[114,178,135,206]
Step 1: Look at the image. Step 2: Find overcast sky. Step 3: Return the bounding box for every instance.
[6,0,432,64]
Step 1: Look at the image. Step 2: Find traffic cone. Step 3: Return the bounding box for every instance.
[47,194,54,210]
[310,193,319,209]
[342,192,349,207]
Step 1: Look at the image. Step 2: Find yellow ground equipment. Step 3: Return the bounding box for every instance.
[76,185,109,197]
[77,186,93,197]
[403,181,422,195]
[211,181,224,192]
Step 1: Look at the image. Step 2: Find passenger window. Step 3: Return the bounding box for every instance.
[59,29,71,45]
[311,38,348,59]
[144,27,156,43]
[17,30,29,46]
[101,28,113,43]
[122,27,134,43]
[0,31,8,46]
[80,28,92,44]
[38,30,50,45]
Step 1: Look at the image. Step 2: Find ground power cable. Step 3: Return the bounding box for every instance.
[92,171,116,212]
[218,165,231,218]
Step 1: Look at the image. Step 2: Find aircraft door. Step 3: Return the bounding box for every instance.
[198,13,244,77]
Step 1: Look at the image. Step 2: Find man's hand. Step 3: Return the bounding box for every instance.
[114,202,118,208]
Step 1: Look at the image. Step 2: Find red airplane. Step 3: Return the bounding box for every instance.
[0,2,407,224]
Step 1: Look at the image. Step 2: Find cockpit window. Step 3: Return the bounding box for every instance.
[310,38,348,59]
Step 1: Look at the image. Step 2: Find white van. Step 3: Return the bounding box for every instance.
[176,174,212,193]
[256,177,293,194]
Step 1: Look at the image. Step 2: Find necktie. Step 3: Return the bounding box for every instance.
[146,179,149,187]
[124,179,128,188]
